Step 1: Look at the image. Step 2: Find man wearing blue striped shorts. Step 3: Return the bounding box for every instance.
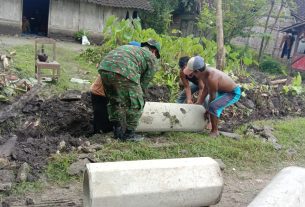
[183,56,241,137]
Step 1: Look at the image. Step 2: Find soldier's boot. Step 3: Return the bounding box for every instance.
[123,129,144,142]
[113,121,124,140]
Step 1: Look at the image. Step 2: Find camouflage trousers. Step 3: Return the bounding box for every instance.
[100,71,144,131]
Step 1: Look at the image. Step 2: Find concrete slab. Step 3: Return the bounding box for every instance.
[83,157,223,207]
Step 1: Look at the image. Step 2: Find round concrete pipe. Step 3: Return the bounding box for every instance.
[136,102,207,132]
[83,157,223,207]
[248,166,305,207]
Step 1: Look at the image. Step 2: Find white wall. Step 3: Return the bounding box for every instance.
[0,0,22,23]
[49,0,134,35]
[49,0,80,31]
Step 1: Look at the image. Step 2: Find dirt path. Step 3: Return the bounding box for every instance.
[0,35,89,52]
[3,169,274,207]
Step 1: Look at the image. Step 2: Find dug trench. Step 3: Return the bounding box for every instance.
[0,81,305,183]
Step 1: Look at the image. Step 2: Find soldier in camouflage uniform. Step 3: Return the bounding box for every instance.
[98,39,160,141]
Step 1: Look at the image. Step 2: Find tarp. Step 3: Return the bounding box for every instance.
[292,54,305,71]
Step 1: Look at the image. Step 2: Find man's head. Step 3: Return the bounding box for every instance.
[178,56,190,70]
[141,39,161,59]
[183,56,206,76]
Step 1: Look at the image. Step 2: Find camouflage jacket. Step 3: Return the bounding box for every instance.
[98,45,159,90]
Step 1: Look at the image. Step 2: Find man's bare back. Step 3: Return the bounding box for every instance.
[199,66,237,93]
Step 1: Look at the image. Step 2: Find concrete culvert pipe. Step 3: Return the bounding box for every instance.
[83,157,223,207]
[136,102,207,132]
[248,166,305,207]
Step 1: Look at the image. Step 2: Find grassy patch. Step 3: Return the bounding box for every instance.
[11,44,97,94]
[253,118,305,166]
[95,132,276,170]
[0,181,43,200]
[46,153,78,185]
[95,118,305,171]
[11,181,44,196]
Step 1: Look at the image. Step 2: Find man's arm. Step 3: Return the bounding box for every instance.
[180,71,193,104]
[207,77,218,104]
[196,79,205,104]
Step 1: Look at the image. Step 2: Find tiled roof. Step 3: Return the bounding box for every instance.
[87,0,153,11]
[296,0,305,20]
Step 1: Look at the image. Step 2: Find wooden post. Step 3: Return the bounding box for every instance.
[216,0,225,70]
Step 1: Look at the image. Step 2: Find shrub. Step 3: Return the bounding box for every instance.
[259,57,285,74]
[73,29,89,42]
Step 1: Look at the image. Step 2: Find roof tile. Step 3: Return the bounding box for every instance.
[87,0,153,11]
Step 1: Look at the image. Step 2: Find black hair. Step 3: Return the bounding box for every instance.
[197,64,206,72]
[178,56,190,70]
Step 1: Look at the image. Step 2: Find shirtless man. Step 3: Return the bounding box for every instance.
[183,56,241,136]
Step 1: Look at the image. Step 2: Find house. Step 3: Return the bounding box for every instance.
[0,0,152,39]
[170,0,202,37]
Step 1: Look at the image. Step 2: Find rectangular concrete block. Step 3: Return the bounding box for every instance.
[83,157,223,207]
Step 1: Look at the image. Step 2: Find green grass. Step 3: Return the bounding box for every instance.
[11,44,97,94]
[94,118,305,171]
[45,153,78,185]
[0,181,43,200]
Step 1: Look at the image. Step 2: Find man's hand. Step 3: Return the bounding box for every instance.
[186,99,193,104]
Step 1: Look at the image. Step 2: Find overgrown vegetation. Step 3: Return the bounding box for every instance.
[259,56,287,74]
[80,16,256,101]
[283,72,303,95]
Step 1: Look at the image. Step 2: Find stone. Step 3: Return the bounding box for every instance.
[235,102,246,109]
[179,149,189,155]
[59,90,82,101]
[82,147,96,153]
[25,198,34,205]
[68,158,91,176]
[250,124,263,132]
[219,131,241,140]
[1,201,10,207]
[0,158,9,169]
[0,135,17,157]
[261,128,277,144]
[215,159,226,170]
[0,170,14,192]
[243,99,255,109]
[78,154,98,163]
[17,162,31,182]
[84,141,91,147]
[58,140,66,151]
[286,148,297,159]
[0,170,14,182]
[273,143,282,151]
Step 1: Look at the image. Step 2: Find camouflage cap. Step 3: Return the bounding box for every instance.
[141,39,161,59]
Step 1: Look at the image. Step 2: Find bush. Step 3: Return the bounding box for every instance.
[80,16,258,101]
[73,29,89,42]
[259,57,285,74]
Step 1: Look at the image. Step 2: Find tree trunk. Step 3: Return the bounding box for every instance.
[216,0,225,70]
[264,0,285,55]
[258,0,275,61]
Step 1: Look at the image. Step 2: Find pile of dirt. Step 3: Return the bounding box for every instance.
[0,86,171,180]
[221,73,305,131]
